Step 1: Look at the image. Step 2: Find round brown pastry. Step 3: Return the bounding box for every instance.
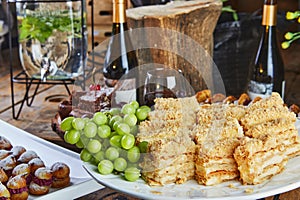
[28,157,45,175]
[0,182,10,200]
[6,175,29,200]
[0,136,12,150]
[0,155,17,177]
[0,150,12,160]
[10,146,26,160]
[51,162,70,188]
[17,150,39,164]
[11,163,32,185]
[29,167,53,195]
[0,168,8,184]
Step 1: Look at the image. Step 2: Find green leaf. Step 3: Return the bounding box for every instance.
[18,10,83,43]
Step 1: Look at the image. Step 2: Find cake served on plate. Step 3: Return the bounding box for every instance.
[234,93,300,185]
[137,97,199,186]
[193,104,245,185]
[137,92,300,186]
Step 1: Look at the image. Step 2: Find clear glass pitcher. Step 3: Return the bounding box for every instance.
[15,0,87,81]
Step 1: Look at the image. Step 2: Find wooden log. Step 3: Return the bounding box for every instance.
[127,0,222,94]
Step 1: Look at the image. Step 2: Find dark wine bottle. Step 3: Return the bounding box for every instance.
[247,0,285,100]
[103,0,141,104]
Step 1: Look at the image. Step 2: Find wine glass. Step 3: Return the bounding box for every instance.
[143,67,194,107]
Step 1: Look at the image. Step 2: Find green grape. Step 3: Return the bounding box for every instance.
[130,100,139,110]
[114,157,127,172]
[93,151,105,163]
[97,124,111,138]
[138,141,148,153]
[86,139,102,154]
[75,139,84,149]
[80,149,92,162]
[72,118,85,131]
[64,129,81,144]
[130,125,138,136]
[102,138,111,150]
[121,104,136,115]
[60,116,74,131]
[109,107,121,116]
[136,106,150,121]
[82,117,90,124]
[113,120,122,131]
[109,131,117,138]
[93,112,108,125]
[121,134,135,150]
[124,167,140,182]
[84,121,97,138]
[127,162,139,169]
[105,147,119,161]
[116,123,131,135]
[123,114,137,127]
[98,160,114,175]
[127,146,140,163]
[139,105,151,113]
[109,115,123,127]
[109,135,122,148]
[79,134,90,147]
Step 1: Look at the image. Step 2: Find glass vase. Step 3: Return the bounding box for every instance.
[16,0,87,81]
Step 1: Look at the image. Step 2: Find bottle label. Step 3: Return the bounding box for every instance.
[262,5,277,26]
[248,80,273,99]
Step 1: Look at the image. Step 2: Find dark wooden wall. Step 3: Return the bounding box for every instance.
[226,0,299,12]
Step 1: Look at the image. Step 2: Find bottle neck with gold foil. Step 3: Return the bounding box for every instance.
[262,0,277,26]
[113,0,127,23]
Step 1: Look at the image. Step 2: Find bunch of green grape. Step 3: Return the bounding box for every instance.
[60,100,150,182]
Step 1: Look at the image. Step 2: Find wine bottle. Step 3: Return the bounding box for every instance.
[103,0,141,104]
[247,0,285,100]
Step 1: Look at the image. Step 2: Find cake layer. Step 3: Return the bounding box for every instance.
[142,161,195,186]
[195,170,239,186]
[195,157,237,176]
[244,119,296,138]
[241,106,296,130]
[140,152,195,172]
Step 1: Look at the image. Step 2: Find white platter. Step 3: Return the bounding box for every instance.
[83,120,300,200]
[0,119,103,199]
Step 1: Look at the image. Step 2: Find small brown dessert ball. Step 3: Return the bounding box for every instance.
[51,162,70,188]
[6,175,29,200]
[0,182,10,199]
[29,167,53,195]
[17,150,39,164]
[0,136,12,150]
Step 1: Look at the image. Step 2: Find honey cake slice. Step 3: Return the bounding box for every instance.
[234,135,289,185]
[193,104,245,185]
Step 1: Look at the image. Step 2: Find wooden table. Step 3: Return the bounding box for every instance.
[1,43,300,199]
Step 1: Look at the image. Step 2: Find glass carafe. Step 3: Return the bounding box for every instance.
[16,0,87,81]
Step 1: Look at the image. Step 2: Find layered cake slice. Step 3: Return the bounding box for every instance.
[137,97,199,186]
[138,129,196,186]
[235,92,300,185]
[193,104,245,185]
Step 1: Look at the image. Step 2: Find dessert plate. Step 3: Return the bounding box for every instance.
[83,120,300,200]
[0,119,102,199]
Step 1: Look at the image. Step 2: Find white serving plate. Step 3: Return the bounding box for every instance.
[0,119,103,199]
[83,120,300,200]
